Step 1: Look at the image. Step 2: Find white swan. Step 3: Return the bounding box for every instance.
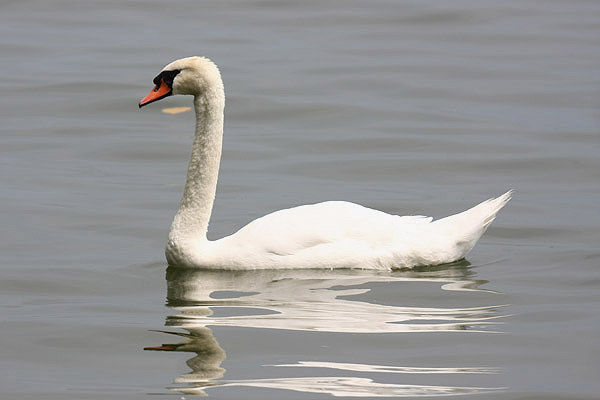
[139,56,511,270]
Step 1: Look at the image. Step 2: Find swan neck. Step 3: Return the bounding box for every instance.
[168,87,224,246]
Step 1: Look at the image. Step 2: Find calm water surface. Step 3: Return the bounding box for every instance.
[1,1,599,399]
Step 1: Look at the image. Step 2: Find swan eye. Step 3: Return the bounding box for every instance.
[153,69,181,89]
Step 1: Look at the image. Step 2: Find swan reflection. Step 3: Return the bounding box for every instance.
[147,263,505,396]
[164,264,503,333]
[178,377,502,397]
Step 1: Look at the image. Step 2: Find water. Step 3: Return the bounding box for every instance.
[1,1,599,399]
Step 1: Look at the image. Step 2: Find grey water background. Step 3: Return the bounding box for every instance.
[1,0,599,399]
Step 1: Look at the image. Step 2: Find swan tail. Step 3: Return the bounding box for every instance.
[429,190,513,261]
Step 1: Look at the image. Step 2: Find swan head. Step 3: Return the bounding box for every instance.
[139,56,223,108]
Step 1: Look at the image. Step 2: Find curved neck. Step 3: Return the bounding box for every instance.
[169,87,225,245]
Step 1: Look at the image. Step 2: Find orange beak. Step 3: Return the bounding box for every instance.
[139,79,172,108]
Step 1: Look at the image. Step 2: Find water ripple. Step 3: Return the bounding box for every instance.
[146,264,506,397]
[175,376,504,398]
[164,266,505,333]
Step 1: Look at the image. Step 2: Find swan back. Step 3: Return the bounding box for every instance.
[195,192,512,270]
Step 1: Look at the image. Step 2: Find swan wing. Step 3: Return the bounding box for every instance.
[232,201,431,253]
[208,201,433,269]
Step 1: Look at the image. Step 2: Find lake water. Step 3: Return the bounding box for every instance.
[1,1,599,399]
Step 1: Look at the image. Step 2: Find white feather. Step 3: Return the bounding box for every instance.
[140,57,511,270]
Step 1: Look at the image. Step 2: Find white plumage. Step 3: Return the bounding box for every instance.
[139,56,511,270]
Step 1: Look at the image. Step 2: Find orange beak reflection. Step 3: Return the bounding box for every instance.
[139,79,172,108]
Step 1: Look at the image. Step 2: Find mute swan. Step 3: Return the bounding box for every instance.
[139,56,511,270]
